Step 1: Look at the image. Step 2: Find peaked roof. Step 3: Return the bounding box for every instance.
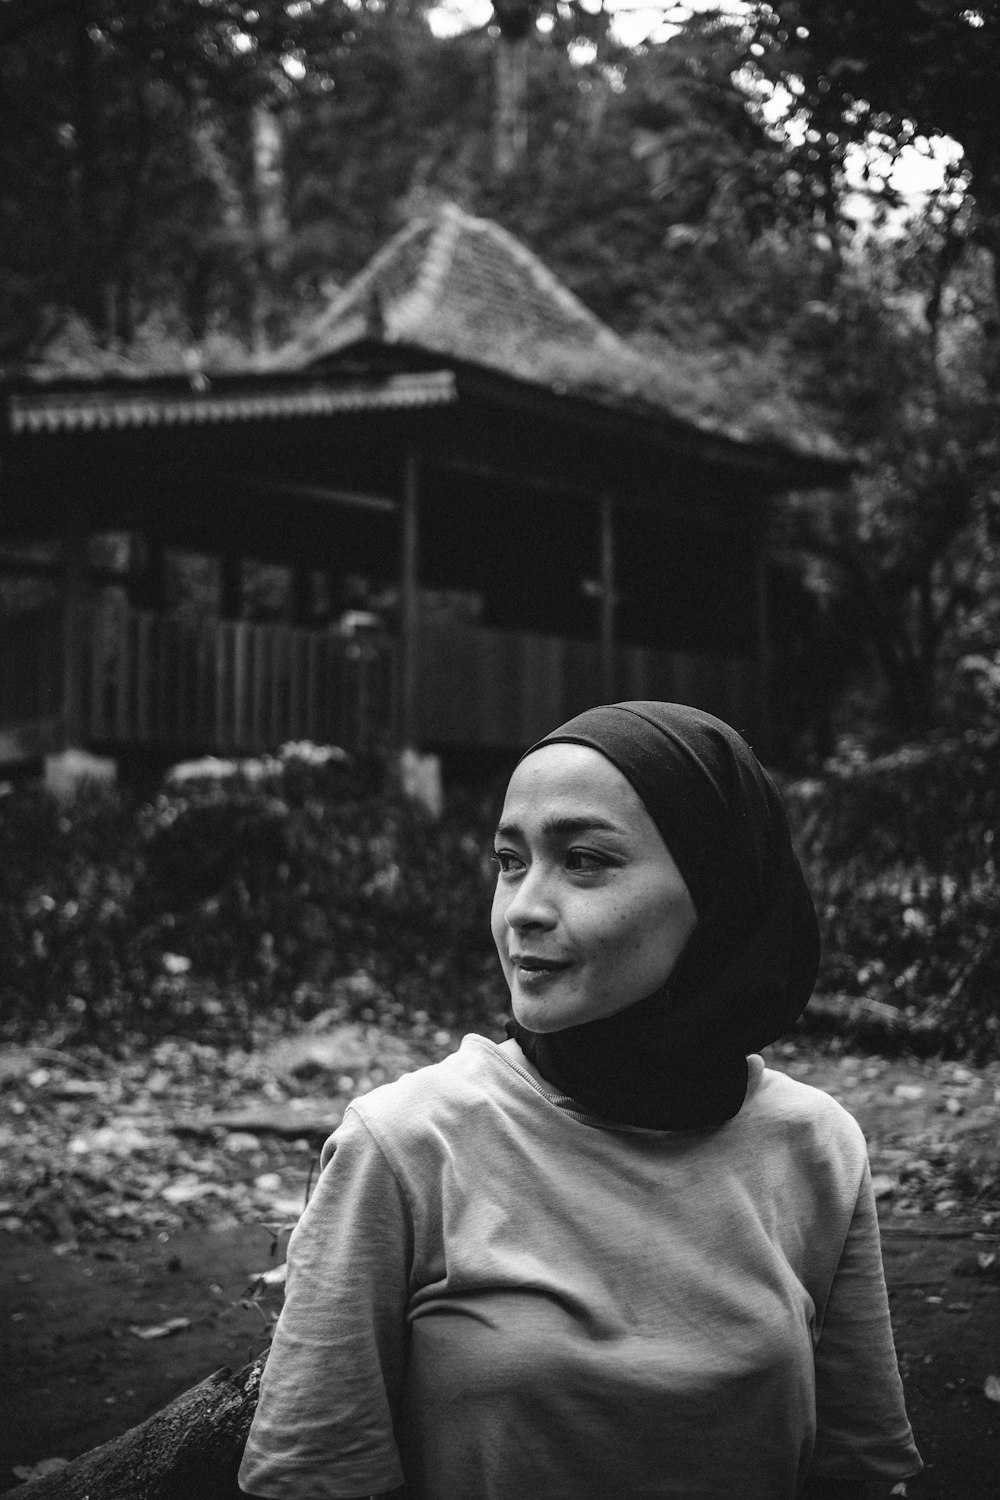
[270,201,845,459]
[272,201,652,396]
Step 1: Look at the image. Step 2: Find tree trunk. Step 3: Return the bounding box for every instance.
[252,105,288,269]
[493,36,529,180]
[251,104,288,347]
[191,105,260,348]
[6,1352,267,1500]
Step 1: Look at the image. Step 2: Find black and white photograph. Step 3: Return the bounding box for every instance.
[0,2,997,1496]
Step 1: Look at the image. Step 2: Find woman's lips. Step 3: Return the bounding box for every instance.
[511,956,570,986]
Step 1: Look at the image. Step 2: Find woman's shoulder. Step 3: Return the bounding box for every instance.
[749,1059,868,1150]
[346,1033,511,1142]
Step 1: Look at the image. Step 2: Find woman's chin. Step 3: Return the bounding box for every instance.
[511,985,587,1034]
[511,993,561,1033]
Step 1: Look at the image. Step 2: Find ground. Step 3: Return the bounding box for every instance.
[1,1025,998,1498]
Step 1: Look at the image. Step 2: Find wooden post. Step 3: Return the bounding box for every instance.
[599,495,616,704]
[399,450,420,749]
[60,524,87,746]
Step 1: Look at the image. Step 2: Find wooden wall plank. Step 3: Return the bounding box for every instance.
[0,602,758,761]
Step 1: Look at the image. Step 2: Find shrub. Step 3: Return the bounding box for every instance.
[0,750,506,1047]
[781,729,1000,1059]
[1,732,997,1058]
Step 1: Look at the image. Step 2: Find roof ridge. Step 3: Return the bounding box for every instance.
[459,207,636,361]
[390,201,464,338]
[292,216,434,362]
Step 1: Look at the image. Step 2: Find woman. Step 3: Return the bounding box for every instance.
[239,702,921,1499]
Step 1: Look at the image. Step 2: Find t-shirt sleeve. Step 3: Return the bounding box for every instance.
[238,1108,412,1499]
[810,1159,922,1482]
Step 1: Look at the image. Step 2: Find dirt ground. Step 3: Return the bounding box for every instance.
[2,1043,998,1498]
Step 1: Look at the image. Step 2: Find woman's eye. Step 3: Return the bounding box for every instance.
[565,848,607,872]
[491,849,524,874]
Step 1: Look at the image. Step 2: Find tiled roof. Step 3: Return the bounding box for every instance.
[269,202,847,461]
[271,202,656,403]
[5,371,456,435]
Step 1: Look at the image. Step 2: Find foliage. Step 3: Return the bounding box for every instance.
[782,730,1000,1059]
[0,0,843,362]
[0,751,506,1049]
[0,0,418,350]
[670,2,1000,747]
[1,738,998,1059]
[766,229,1000,749]
[726,2,1000,279]
[2,0,999,747]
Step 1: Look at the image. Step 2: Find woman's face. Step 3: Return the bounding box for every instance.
[491,743,697,1032]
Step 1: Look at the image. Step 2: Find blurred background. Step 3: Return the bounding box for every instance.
[0,0,997,1079]
[0,0,996,1073]
[0,10,999,1490]
[2,1,999,755]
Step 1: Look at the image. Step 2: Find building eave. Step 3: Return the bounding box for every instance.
[3,369,458,436]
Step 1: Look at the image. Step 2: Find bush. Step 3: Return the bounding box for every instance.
[781,729,1000,1059]
[1,733,997,1058]
[0,749,507,1048]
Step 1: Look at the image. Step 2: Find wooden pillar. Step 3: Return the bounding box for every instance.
[60,523,87,745]
[399,450,420,749]
[599,495,617,704]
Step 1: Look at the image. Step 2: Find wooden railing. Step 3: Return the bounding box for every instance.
[84,605,397,755]
[0,603,760,761]
[415,620,760,747]
[0,602,397,758]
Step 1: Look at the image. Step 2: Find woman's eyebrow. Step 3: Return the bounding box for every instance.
[494,814,627,841]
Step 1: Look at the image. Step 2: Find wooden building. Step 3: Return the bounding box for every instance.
[0,203,847,771]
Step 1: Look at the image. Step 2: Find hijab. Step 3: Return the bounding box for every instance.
[506,702,820,1130]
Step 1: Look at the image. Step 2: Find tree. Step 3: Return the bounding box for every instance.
[765,221,1000,748]
[727,3,1000,293]
[644,3,1000,748]
[4,1354,266,1499]
[0,0,364,350]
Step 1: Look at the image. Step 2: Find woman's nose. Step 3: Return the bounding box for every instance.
[504,866,556,930]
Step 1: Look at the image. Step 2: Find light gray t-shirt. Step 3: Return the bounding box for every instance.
[239,1035,920,1499]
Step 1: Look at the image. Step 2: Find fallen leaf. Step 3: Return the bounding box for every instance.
[984,1373,1000,1403]
[50,1079,106,1099]
[224,1131,262,1152]
[128,1316,191,1340]
[247,1263,288,1291]
[161,1178,222,1205]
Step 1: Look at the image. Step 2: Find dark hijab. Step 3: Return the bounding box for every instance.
[506,702,820,1130]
